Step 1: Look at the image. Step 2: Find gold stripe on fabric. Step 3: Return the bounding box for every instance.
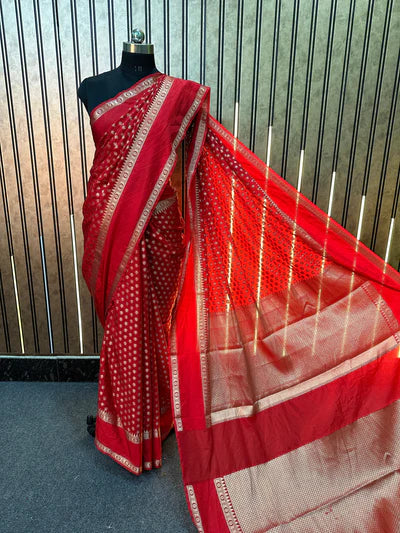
[186,105,211,420]
[90,76,173,294]
[216,399,400,533]
[206,278,400,425]
[186,485,205,533]
[214,478,243,533]
[187,106,209,190]
[90,73,163,124]
[166,98,209,430]
[208,336,399,426]
[95,438,142,474]
[98,408,160,443]
[170,352,183,432]
[169,242,193,432]
[107,84,208,309]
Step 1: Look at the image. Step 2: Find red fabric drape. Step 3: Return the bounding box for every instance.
[82,73,400,532]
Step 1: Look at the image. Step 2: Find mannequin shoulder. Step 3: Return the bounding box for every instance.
[78,70,117,96]
[78,70,121,112]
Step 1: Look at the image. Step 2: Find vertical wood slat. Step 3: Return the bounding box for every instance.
[370,48,400,251]
[52,0,77,353]
[249,0,263,153]
[280,0,300,179]
[341,0,374,227]
[200,0,206,86]
[0,269,11,352]
[328,0,356,221]
[145,0,151,44]
[15,0,55,354]
[216,0,225,123]
[311,0,336,203]
[362,0,393,198]
[163,0,170,75]
[69,0,86,354]
[89,0,99,76]
[0,145,13,353]
[108,0,116,69]
[296,0,318,193]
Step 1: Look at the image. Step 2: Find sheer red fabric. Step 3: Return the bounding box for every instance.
[82,73,400,531]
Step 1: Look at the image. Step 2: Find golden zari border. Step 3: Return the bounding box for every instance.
[215,399,400,532]
[90,76,173,294]
[189,107,211,419]
[98,408,160,443]
[187,107,209,191]
[95,437,142,475]
[186,485,205,533]
[106,84,208,309]
[168,101,209,432]
[207,334,400,426]
[214,478,242,533]
[169,241,192,432]
[170,352,183,432]
[90,73,162,125]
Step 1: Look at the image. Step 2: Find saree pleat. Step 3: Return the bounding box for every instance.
[95,184,184,473]
[82,72,400,532]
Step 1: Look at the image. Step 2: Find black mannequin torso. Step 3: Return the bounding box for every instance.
[78,51,160,114]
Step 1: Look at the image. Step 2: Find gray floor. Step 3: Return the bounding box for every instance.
[0,382,196,533]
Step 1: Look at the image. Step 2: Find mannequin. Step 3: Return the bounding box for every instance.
[78,29,160,115]
[81,29,160,437]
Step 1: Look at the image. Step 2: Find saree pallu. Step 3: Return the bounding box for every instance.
[82,72,400,532]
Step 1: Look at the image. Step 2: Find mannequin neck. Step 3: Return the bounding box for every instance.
[118,50,159,78]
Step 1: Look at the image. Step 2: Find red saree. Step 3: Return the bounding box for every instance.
[82,72,400,531]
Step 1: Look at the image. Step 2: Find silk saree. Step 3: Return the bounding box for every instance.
[82,72,400,532]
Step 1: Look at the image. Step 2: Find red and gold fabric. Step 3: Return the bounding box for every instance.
[82,72,400,531]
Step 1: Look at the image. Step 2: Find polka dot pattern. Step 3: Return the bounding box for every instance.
[96,183,185,472]
[196,130,328,314]
[82,77,164,288]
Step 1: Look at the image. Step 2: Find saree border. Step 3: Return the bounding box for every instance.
[97,408,160,443]
[170,242,192,432]
[186,485,205,533]
[90,72,163,124]
[95,438,142,475]
[106,84,209,310]
[187,106,211,420]
[214,478,243,533]
[214,398,400,533]
[169,101,209,432]
[170,349,183,432]
[90,76,173,294]
[207,334,400,426]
